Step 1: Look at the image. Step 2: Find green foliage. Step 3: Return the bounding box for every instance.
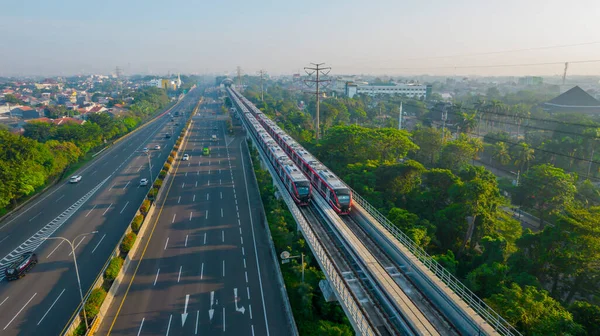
[163,163,171,171]
[569,301,600,336]
[104,257,124,282]
[153,179,162,189]
[167,156,174,164]
[159,169,167,179]
[486,283,585,335]
[439,134,483,172]
[148,187,158,200]
[410,126,445,166]
[120,232,137,254]
[131,215,144,233]
[433,250,459,275]
[140,199,151,215]
[83,287,107,322]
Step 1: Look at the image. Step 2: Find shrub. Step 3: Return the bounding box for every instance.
[104,257,124,282]
[159,170,167,179]
[173,145,179,151]
[153,179,163,189]
[148,187,158,200]
[140,199,151,215]
[170,150,177,158]
[167,156,174,164]
[83,287,107,322]
[163,163,171,171]
[120,232,137,254]
[131,214,144,233]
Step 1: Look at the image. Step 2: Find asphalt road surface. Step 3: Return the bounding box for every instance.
[0,89,202,336]
[99,100,291,335]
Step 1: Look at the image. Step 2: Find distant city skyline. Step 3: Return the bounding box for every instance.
[2,0,600,77]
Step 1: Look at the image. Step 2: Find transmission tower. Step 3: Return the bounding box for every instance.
[304,63,331,141]
[236,66,243,91]
[115,66,123,92]
[258,69,267,101]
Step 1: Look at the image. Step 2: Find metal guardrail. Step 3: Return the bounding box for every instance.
[235,105,376,335]
[351,192,521,336]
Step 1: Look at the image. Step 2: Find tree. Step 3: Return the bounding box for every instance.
[569,301,600,336]
[516,164,576,229]
[3,94,23,105]
[492,141,511,166]
[486,283,585,335]
[512,142,535,173]
[439,135,483,172]
[23,121,56,142]
[411,126,445,166]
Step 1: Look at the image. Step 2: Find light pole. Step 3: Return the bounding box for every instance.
[43,231,98,330]
[280,251,305,283]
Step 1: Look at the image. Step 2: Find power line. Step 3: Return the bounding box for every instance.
[304,63,331,141]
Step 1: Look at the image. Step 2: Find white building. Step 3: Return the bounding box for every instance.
[148,79,162,88]
[346,82,431,100]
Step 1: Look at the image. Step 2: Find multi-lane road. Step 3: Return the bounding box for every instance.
[0,89,201,335]
[98,97,291,335]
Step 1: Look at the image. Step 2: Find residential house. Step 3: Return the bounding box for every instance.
[26,116,85,126]
[11,106,41,119]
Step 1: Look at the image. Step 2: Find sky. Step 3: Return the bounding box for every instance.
[1,0,600,77]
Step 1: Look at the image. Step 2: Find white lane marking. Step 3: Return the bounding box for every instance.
[243,259,247,268]
[177,266,182,283]
[197,170,199,175]
[223,307,226,332]
[55,195,65,202]
[137,318,145,336]
[221,208,223,217]
[240,236,244,245]
[47,240,64,259]
[193,195,196,202]
[0,297,8,308]
[102,203,112,215]
[181,182,185,188]
[207,180,210,186]
[241,142,271,335]
[235,199,238,205]
[4,292,37,330]
[236,205,239,212]
[247,287,251,300]
[239,227,242,235]
[185,172,188,177]
[205,211,208,219]
[172,214,176,223]
[200,263,204,280]
[252,325,255,336]
[165,314,172,336]
[220,192,223,199]
[195,311,199,334]
[153,269,160,286]
[242,247,245,256]
[124,181,130,189]
[85,204,97,217]
[245,271,248,283]
[37,288,66,325]
[178,196,181,204]
[28,212,42,222]
[203,233,207,244]
[209,169,211,175]
[119,201,129,214]
[196,181,198,187]
[189,212,193,221]
[222,230,225,243]
[185,235,189,247]
[249,304,253,319]
[222,260,225,277]
[219,179,222,185]
[164,237,169,250]
[91,234,106,254]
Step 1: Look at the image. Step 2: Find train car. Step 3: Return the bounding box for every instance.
[228,89,311,205]
[231,88,352,214]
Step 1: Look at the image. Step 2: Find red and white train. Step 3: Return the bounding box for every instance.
[230,88,352,214]
[229,90,311,205]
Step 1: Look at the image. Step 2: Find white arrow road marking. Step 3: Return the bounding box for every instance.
[234,288,245,314]
[181,294,190,326]
[208,291,215,321]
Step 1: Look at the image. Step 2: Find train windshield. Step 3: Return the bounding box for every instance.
[295,181,310,195]
[336,190,351,204]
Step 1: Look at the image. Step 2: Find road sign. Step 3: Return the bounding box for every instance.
[280,251,290,260]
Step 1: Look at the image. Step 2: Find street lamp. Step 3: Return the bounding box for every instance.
[280,251,305,283]
[43,231,98,330]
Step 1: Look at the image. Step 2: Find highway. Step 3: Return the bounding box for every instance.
[98,96,291,335]
[0,89,201,335]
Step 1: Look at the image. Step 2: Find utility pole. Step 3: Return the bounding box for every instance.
[304,63,331,141]
[398,102,403,130]
[258,70,267,101]
[441,104,448,143]
[236,66,243,91]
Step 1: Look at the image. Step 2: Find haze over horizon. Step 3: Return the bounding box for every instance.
[2,0,600,77]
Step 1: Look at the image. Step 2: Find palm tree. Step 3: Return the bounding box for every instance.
[513,142,535,173]
[458,111,478,135]
[487,100,504,131]
[474,99,486,135]
[492,142,512,166]
[512,104,530,139]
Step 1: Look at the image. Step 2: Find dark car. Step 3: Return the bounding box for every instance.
[5,252,38,281]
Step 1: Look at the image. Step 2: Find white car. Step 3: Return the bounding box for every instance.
[143,148,149,153]
[154,145,161,150]
[69,175,82,183]
[140,178,149,186]
[182,154,190,161]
